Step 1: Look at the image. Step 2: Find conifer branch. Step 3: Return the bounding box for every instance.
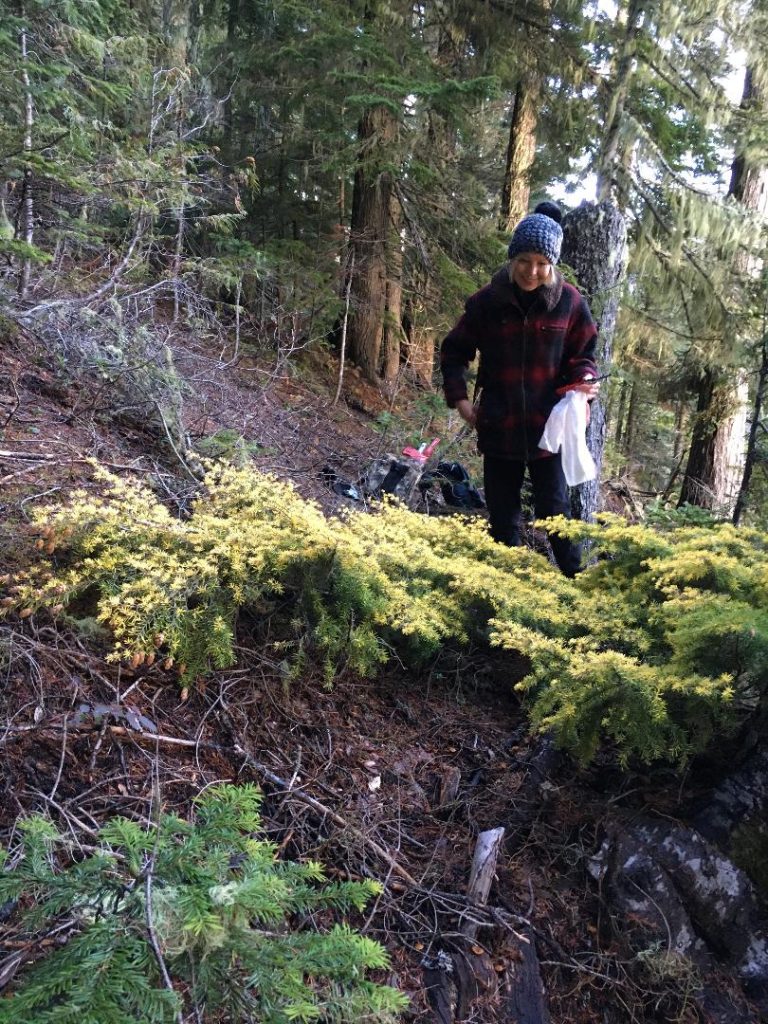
[625,173,729,314]
[0,131,69,160]
[392,181,431,271]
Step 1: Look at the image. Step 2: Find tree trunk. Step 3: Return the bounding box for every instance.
[673,399,685,462]
[678,368,719,507]
[18,25,34,300]
[679,68,768,513]
[380,192,403,383]
[596,0,642,202]
[730,69,768,215]
[733,330,768,524]
[678,373,746,513]
[613,378,627,449]
[623,378,638,455]
[222,0,239,167]
[348,104,398,383]
[560,201,627,522]
[173,198,185,322]
[713,373,749,506]
[173,101,186,323]
[161,0,191,62]
[499,72,541,232]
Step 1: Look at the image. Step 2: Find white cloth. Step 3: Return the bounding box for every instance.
[538,390,597,486]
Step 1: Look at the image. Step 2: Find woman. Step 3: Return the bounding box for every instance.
[440,202,600,576]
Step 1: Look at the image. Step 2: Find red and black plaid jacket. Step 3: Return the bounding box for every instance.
[440,266,599,460]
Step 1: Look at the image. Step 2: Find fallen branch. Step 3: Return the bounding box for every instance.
[18,219,148,321]
[0,461,54,486]
[0,449,56,461]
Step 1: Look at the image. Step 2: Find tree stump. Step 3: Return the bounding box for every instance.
[422,827,550,1023]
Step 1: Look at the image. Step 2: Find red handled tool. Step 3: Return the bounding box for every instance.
[401,437,440,462]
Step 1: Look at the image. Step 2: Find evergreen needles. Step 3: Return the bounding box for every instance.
[0,784,407,1023]
[2,463,768,765]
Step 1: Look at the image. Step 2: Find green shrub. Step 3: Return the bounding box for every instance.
[3,467,768,766]
[644,498,724,529]
[0,462,558,685]
[0,784,407,1024]
[500,515,768,763]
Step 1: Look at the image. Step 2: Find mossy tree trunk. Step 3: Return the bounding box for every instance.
[380,192,403,383]
[18,24,33,300]
[612,377,628,450]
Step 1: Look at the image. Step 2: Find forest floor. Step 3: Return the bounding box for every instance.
[0,317,750,1023]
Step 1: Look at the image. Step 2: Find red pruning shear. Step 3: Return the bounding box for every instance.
[402,437,440,463]
[556,373,610,395]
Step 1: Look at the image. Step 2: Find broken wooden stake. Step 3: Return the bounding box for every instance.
[462,827,505,941]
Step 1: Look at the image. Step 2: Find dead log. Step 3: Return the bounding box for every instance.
[498,928,551,1024]
[591,818,768,1022]
[692,747,768,849]
[423,828,505,1022]
[423,827,551,1023]
[422,950,457,1024]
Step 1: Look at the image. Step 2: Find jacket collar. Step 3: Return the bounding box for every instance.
[488,264,564,312]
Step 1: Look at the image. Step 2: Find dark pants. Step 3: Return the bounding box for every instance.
[483,453,582,577]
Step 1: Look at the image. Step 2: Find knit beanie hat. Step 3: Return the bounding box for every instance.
[507,202,563,264]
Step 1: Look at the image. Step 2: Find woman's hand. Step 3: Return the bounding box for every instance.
[571,378,601,400]
[455,399,477,427]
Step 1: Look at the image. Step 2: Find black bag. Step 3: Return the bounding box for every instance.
[432,462,485,509]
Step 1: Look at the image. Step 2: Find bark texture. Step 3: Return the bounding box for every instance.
[680,67,768,512]
[500,73,541,233]
[734,331,768,523]
[560,201,626,522]
[678,367,720,507]
[348,104,398,382]
[591,819,768,1022]
[380,192,403,383]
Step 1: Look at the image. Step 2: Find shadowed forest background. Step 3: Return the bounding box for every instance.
[1,1,768,1022]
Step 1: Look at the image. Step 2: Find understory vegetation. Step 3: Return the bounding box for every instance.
[2,0,768,1017]
[2,462,766,767]
[0,783,406,1024]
